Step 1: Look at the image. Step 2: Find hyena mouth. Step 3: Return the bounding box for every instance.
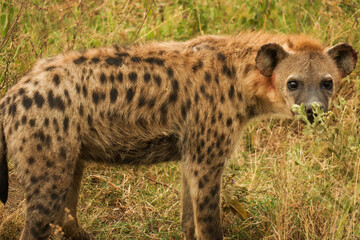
[291,103,325,124]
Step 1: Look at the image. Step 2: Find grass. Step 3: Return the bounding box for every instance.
[0,0,360,239]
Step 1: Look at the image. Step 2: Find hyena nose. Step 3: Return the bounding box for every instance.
[304,102,324,123]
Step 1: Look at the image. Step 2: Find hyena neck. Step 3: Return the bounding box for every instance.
[221,48,284,122]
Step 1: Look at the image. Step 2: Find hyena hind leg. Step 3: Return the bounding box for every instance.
[17,142,83,240]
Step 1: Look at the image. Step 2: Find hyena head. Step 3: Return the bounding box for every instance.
[256,42,358,122]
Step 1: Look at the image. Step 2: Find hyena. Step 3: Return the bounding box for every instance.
[0,31,357,240]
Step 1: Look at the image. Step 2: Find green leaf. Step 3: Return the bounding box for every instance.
[0,14,8,37]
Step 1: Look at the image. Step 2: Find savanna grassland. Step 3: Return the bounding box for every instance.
[0,0,359,239]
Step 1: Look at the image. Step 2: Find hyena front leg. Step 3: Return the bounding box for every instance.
[181,153,225,240]
[16,140,81,240]
[62,159,95,240]
[181,166,195,240]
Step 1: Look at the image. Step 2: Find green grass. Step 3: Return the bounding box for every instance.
[0,0,360,239]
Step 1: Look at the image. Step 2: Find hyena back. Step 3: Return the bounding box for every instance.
[0,32,357,240]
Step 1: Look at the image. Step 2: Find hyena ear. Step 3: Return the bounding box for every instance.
[255,43,289,77]
[326,43,358,78]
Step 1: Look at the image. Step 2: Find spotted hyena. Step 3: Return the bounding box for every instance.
[0,32,357,240]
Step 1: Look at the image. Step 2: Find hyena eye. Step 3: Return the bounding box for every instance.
[287,80,299,91]
[321,79,333,91]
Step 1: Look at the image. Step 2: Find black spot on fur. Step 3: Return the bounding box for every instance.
[82,85,88,98]
[242,47,253,57]
[91,57,100,63]
[181,105,187,120]
[211,184,219,197]
[228,85,235,99]
[129,72,137,83]
[148,98,156,109]
[36,144,42,151]
[197,155,203,164]
[160,103,168,124]
[92,92,99,105]
[126,88,135,103]
[169,80,179,103]
[145,57,164,66]
[8,103,16,116]
[76,84,81,94]
[131,56,141,62]
[29,119,36,127]
[200,85,206,94]
[30,176,37,184]
[218,150,224,157]
[110,88,118,103]
[220,95,225,103]
[237,91,243,101]
[109,74,115,83]
[44,118,49,127]
[44,135,51,148]
[45,66,56,71]
[100,93,105,101]
[52,74,60,86]
[22,95,33,110]
[138,96,146,108]
[50,193,59,201]
[246,104,256,118]
[87,115,93,127]
[211,115,216,124]
[78,105,84,116]
[73,56,87,65]
[59,147,66,160]
[198,180,204,189]
[222,65,233,78]
[46,160,54,168]
[53,118,60,133]
[172,79,179,91]
[167,68,174,78]
[21,116,27,124]
[28,157,35,165]
[154,75,162,87]
[192,60,203,72]
[226,118,233,127]
[106,57,123,66]
[236,113,244,122]
[117,72,123,83]
[18,88,25,95]
[243,64,253,77]
[143,73,151,83]
[195,93,199,104]
[205,72,211,83]
[47,90,65,112]
[100,73,107,84]
[34,91,45,108]
[217,52,226,61]
[63,116,69,133]
[214,74,219,85]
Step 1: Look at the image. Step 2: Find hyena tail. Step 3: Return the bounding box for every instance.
[0,122,8,204]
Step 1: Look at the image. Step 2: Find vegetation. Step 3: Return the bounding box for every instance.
[0,0,359,239]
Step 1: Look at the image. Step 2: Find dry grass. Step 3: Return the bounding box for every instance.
[0,0,359,239]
